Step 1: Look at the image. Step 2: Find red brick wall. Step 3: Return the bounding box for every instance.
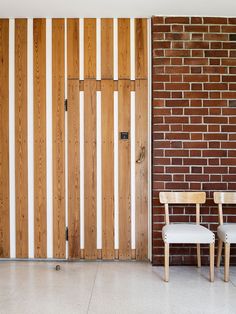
[152,16,236,265]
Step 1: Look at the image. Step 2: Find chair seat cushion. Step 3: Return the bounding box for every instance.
[162,224,215,244]
[217,224,236,243]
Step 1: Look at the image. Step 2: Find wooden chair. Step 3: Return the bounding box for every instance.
[159,192,215,282]
[214,192,236,282]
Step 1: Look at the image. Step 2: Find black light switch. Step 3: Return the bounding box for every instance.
[120,132,129,140]
[230,34,236,41]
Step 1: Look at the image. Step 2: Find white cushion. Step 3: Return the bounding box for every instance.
[217,224,236,243]
[162,224,215,244]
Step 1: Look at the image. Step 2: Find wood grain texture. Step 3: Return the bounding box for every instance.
[84,19,96,79]
[68,80,80,259]
[101,80,114,259]
[15,19,28,258]
[135,79,148,260]
[67,19,79,79]
[0,19,10,257]
[52,19,65,258]
[84,79,97,259]
[101,19,113,79]
[135,19,148,79]
[33,18,47,258]
[118,80,131,259]
[118,19,130,79]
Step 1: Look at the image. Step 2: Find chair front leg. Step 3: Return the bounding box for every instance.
[164,243,169,282]
[209,243,215,282]
[224,243,230,282]
[197,244,201,268]
[217,239,223,268]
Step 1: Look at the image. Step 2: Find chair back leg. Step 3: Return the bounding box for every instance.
[217,239,223,268]
[210,243,215,282]
[224,243,230,282]
[197,244,201,268]
[164,243,169,282]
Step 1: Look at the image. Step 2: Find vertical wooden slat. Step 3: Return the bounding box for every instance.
[118,80,131,260]
[101,19,113,79]
[0,19,10,257]
[118,19,130,79]
[15,19,28,258]
[33,18,47,258]
[135,19,147,79]
[84,19,96,79]
[68,80,80,259]
[52,19,65,258]
[67,19,79,79]
[101,80,114,259]
[135,80,148,260]
[84,79,97,259]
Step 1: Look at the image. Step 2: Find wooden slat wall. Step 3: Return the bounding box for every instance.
[15,19,28,258]
[101,80,114,259]
[0,17,149,261]
[135,19,148,260]
[52,19,65,258]
[118,19,130,79]
[84,19,96,79]
[33,19,47,258]
[67,19,79,80]
[118,18,131,260]
[84,79,97,259]
[67,18,80,259]
[135,80,148,260]
[135,19,148,79]
[0,19,10,257]
[101,19,113,79]
[118,80,131,260]
[84,18,97,259]
[68,80,80,259]
[101,18,114,259]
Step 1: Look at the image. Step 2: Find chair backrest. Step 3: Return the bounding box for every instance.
[214,192,236,225]
[159,191,206,225]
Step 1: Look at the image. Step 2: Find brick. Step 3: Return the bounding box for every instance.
[222,76,236,82]
[204,83,228,90]
[184,92,208,99]
[153,41,171,49]
[222,59,236,66]
[191,17,202,24]
[165,50,190,57]
[203,67,227,74]
[165,83,190,90]
[222,25,236,32]
[203,17,228,24]
[183,75,208,82]
[152,16,164,24]
[166,33,190,40]
[165,17,190,24]
[205,50,228,58]
[185,25,208,32]
[204,116,227,124]
[184,158,207,165]
[152,25,170,32]
[184,58,208,65]
[185,42,209,49]
[171,25,184,32]
[204,34,229,41]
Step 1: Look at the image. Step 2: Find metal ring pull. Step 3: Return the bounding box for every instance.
[136,146,145,164]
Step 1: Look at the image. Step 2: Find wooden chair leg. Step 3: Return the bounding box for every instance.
[164,243,169,282]
[224,243,230,282]
[197,243,201,268]
[217,239,223,268]
[209,243,215,282]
